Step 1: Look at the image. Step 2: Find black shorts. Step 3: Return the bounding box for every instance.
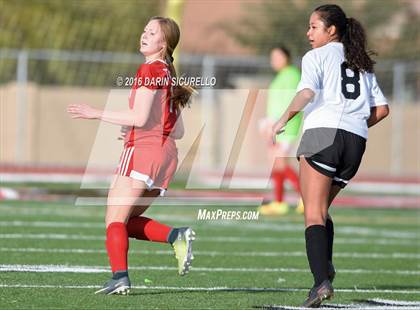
[296,128,366,188]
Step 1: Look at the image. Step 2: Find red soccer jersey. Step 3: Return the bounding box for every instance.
[126,59,178,144]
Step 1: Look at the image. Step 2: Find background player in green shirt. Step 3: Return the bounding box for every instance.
[258,46,304,215]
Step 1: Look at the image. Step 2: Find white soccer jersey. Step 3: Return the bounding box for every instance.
[296,42,388,139]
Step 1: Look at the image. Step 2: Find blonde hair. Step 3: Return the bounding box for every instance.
[150,16,194,108]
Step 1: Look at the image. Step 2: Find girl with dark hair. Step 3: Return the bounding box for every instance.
[68,17,195,295]
[272,4,389,307]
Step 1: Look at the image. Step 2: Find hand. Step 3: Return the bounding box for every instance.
[67,103,100,119]
[272,120,286,144]
[258,118,274,145]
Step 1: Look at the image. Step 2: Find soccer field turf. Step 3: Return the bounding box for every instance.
[0,200,419,309]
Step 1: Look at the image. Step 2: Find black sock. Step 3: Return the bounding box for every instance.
[305,225,329,286]
[326,218,334,263]
[167,228,179,244]
[112,270,128,280]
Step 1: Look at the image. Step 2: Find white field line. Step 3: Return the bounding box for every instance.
[0,219,418,240]
[76,197,265,206]
[203,175,420,195]
[276,305,420,310]
[2,171,420,195]
[0,221,104,228]
[0,282,420,296]
[0,173,108,184]
[0,218,196,227]
[347,181,420,196]
[0,207,206,221]
[0,233,417,246]
[2,203,417,228]
[0,233,104,241]
[208,221,419,239]
[0,206,101,218]
[276,306,420,310]
[336,226,418,239]
[0,211,194,223]
[367,298,420,306]
[1,247,420,260]
[0,264,419,276]
[204,236,418,246]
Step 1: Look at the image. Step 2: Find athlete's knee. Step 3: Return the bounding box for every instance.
[105,216,129,228]
[105,208,131,227]
[304,213,327,227]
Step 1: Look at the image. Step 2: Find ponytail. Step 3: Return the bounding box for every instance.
[342,17,375,73]
[166,54,195,109]
[315,4,376,73]
[150,16,194,109]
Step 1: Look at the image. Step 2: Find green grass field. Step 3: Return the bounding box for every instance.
[0,199,419,309]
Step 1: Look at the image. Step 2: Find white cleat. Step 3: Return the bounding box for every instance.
[171,227,195,276]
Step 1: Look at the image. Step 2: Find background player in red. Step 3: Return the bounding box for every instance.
[67,16,194,295]
[272,4,389,307]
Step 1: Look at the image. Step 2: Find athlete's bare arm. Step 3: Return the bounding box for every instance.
[67,86,156,127]
[271,88,314,143]
[367,105,389,128]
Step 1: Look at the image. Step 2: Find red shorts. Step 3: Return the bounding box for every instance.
[116,138,178,196]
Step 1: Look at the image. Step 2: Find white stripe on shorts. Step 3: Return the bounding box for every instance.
[312,160,336,172]
[129,170,154,188]
[333,176,349,184]
[120,148,130,174]
[117,148,128,174]
[122,147,134,175]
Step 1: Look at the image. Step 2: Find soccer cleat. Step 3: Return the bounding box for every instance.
[258,201,289,216]
[302,280,334,308]
[296,199,304,214]
[328,261,336,283]
[94,273,131,295]
[171,227,195,276]
[257,202,273,215]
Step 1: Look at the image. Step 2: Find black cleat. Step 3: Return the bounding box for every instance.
[302,280,334,308]
[95,272,131,295]
[328,261,336,283]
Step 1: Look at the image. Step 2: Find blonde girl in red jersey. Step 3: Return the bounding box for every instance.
[68,17,194,295]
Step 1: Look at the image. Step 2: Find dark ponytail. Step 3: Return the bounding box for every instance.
[314,4,376,73]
